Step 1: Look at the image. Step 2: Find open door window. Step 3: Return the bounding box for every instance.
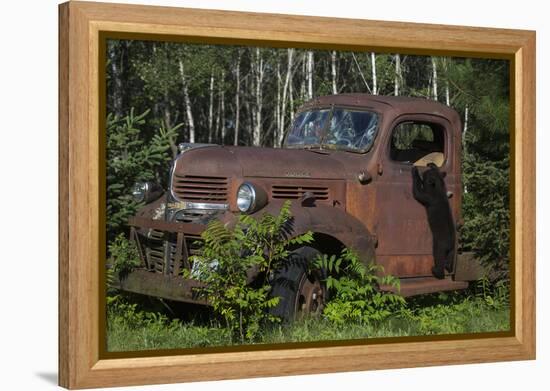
[390,121,445,167]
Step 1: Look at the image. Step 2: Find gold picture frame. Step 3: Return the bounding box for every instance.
[59,1,536,388]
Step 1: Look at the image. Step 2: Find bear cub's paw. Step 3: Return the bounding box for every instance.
[431,266,445,280]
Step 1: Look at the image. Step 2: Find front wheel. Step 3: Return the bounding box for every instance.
[269,246,326,322]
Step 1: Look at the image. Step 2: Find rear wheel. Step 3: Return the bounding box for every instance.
[269,246,326,322]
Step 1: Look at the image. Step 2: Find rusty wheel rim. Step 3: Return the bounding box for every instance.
[295,273,324,319]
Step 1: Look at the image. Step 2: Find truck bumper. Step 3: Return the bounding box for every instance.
[111,269,207,305]
[119,216,208,305]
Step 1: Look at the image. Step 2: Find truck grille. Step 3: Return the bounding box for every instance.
[271,185,330,201]
[143,229,202,276]
[172,174,228,203]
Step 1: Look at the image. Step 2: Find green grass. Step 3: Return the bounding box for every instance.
[106,290,510,352]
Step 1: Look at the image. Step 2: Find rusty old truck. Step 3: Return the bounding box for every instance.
[119,93,482,319]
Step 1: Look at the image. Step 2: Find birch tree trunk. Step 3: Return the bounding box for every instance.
[307,51,314,99]
[220,70,226,143]
[279,48,294,146]
[208,70,214,143]
[253,48,264,146]
[351,53,372,93]
[108,42,124,118]
[289,68,295,123]
[244,74,252,143]
[300,52,306,100]
[394,54,401,96]
[276,58,281,142]
[331,51,338,94]
[444,58,450,106]
[464,105,469,135]
[214,87,220,143]
[371,52,378,95]
[178,59,195,143]
[233,49,241,146]
[431,57,438,101]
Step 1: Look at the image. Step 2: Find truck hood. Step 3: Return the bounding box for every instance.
[173,145,348,180]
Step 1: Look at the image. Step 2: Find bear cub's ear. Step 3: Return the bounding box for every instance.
[426,163,446,178]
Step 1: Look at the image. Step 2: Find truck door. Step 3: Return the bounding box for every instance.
[374,115,458,278]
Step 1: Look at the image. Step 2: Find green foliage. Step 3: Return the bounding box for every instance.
[107,288,509,351]
[106,109,179,243]
[108,294,179,331]
[461,153,510,278]
[472,276,510,310]
[191,201,313,343]
[314,249,406,325]
[444,58,510,280]
[107,233,141,280]
[399,287,510,335]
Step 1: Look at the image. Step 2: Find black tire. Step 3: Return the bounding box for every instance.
[269,246,326,322]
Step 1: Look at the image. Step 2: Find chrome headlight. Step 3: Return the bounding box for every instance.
[132,182,148,203]
[237,183,255,213]
[131,182,163,204]
[236,182,267,214]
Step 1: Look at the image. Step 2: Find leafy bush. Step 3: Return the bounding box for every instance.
[314,248,406,325]
[472,276,510,310]
[106,109,179,244]
[190,201,313,343]
[461,152,510,280]
[107,233,141,280]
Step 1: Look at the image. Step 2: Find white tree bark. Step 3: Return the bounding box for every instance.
[331,51,338,94]
[279,48,294,146]
[253,48,264,146]
[108,42,124,117]
[208,70,214,143]
[371,52,378,95]
[289,66,295,123]
[431,57,438,101]
[464,105,469,135]
[220,70,226,143]
[300,53,306,100]
[178,59,195,143]
[276,58,281,142]
[307,51,314,99]
[214,86,220,143]
[444,58,450,106]
[394,54,401,96]
[233,50,241,146]
[351,53,372,93]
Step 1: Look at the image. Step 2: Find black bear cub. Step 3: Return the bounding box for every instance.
[411,163,455,280]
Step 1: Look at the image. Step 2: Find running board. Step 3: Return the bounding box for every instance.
[380,277,469,297]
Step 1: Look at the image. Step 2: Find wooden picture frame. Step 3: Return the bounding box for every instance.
[58,1,536,388]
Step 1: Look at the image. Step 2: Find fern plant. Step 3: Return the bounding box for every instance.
[190,201,313,343]
[314,248,406,325]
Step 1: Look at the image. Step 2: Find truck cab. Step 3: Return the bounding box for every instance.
[120,94,482,317]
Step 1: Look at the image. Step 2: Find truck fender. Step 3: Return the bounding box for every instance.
[251,201,376,265]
